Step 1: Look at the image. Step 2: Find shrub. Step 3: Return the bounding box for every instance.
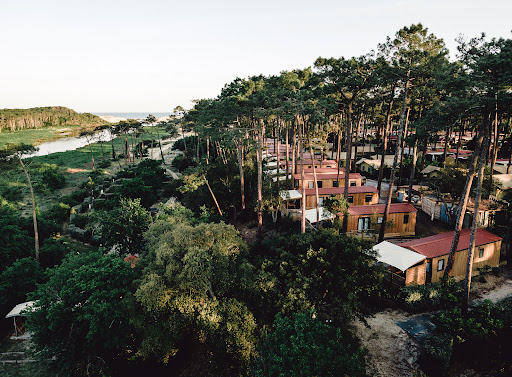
[41,202,71,224]
[421,332,453,376]
[33,163,66,190]
[399,279,463,313]
[0,182,24,202]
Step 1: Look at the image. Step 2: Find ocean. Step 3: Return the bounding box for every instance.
[93,112,172,120]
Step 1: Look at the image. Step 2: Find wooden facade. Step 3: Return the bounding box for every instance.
[399,229,502,284]
[293,173,363,189]
[299,187,379,209]
[347,203,417,238]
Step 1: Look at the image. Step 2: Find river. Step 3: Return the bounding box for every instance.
[22,129,112,158]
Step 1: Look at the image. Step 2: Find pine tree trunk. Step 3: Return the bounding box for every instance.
[298,116,306,233]
[463,133,489,313]
[285,125,290,187]
[237,141,245,210]
[407,138,418,204]
[310,146,320,226]
[257,121,264,237]
[18,156,39,263]
[443,121,486,281]
[344,103,353,199]
[398,107,410,186]
[379,76,410,243]
[204,176,222,216]
[378,87,395,194]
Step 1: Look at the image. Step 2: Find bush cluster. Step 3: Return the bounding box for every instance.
[399,279,464,312]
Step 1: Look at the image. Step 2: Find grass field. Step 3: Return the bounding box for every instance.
[0,126,172,213]
[0,124,98,148]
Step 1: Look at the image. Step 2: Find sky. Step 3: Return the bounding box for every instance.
[1,0,511,114]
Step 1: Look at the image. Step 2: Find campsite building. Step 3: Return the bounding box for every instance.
[293,173,364,189]
[347,203,417,238]
[373,228,502,286]
[298,186,379,209]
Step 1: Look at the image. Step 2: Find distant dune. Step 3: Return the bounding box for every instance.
[98,115,128,123]
[98,115,171,124]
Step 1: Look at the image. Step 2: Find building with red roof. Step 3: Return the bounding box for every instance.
[398,228,502,284]
[347,203,417,238]
[298,186,379,208]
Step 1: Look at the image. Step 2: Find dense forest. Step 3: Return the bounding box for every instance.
[0,106,107,132]
[1,24,512,377]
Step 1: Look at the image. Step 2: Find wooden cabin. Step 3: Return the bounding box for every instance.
[373,241,428,286]
[347,203,417,238]
[298,186,378,209]
[295,159,338,169]
[293,173,363,189]
[399,228,502,284]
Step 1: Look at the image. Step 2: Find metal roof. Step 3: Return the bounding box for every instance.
[305,207,335,224]
[373,241,426,271]
[348,203,417,216]
[279,190,303,200]
[6,301,37,318]
[399,228,503,258]
[292,173,363,180]
[300,186,378,196]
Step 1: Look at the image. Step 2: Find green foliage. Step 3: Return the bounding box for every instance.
[27,252,135,376]
[399,279,464,312]
[32,163,66,190]
[114,177,156,209]
[252,312,367,377]
[172,135,197,151]
[39,237,71,268]
[0,201,34,270]
[422,332,453,376]
[0,182,25,202]
[40,202,71,224]
[254,229,383,324]
[134,220,256,375]
[96,198,152,255]
[423,298,512,375]
[0,106,107,133]
[0,257,45,313]
[172,154,197,171]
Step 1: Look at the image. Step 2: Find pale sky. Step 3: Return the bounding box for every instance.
[1,0,511,113]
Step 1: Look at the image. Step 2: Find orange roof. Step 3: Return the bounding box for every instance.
[399,228,502,258]
[348,203,417,216]
[293,173,362,180]
[299,186,377,196]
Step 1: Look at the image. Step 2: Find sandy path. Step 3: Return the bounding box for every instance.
[353,310,422,377]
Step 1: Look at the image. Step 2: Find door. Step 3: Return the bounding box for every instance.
[357,217,369,231]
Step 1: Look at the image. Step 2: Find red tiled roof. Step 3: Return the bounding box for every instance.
[293,173,362,180]
[301,168,348,174]
[299,186,378,196]
[348,203,417,216]
[399,228,502,258]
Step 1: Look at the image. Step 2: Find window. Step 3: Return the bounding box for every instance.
[318,197,324,206]
[350,181,356,186]
[333,180,339,187]
[308,181,314,189]
[317,181,323,188]
[404,214,410,224]
[347,196,354,204]
[295,180,299,188]
[365,195,373,203]
[377,216,383,224]
[437,259,445,271]
[479,248,484,258]
[426,261,431,273]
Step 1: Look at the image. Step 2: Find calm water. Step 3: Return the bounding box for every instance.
[22,129,112,158]
[93,112,171,120]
